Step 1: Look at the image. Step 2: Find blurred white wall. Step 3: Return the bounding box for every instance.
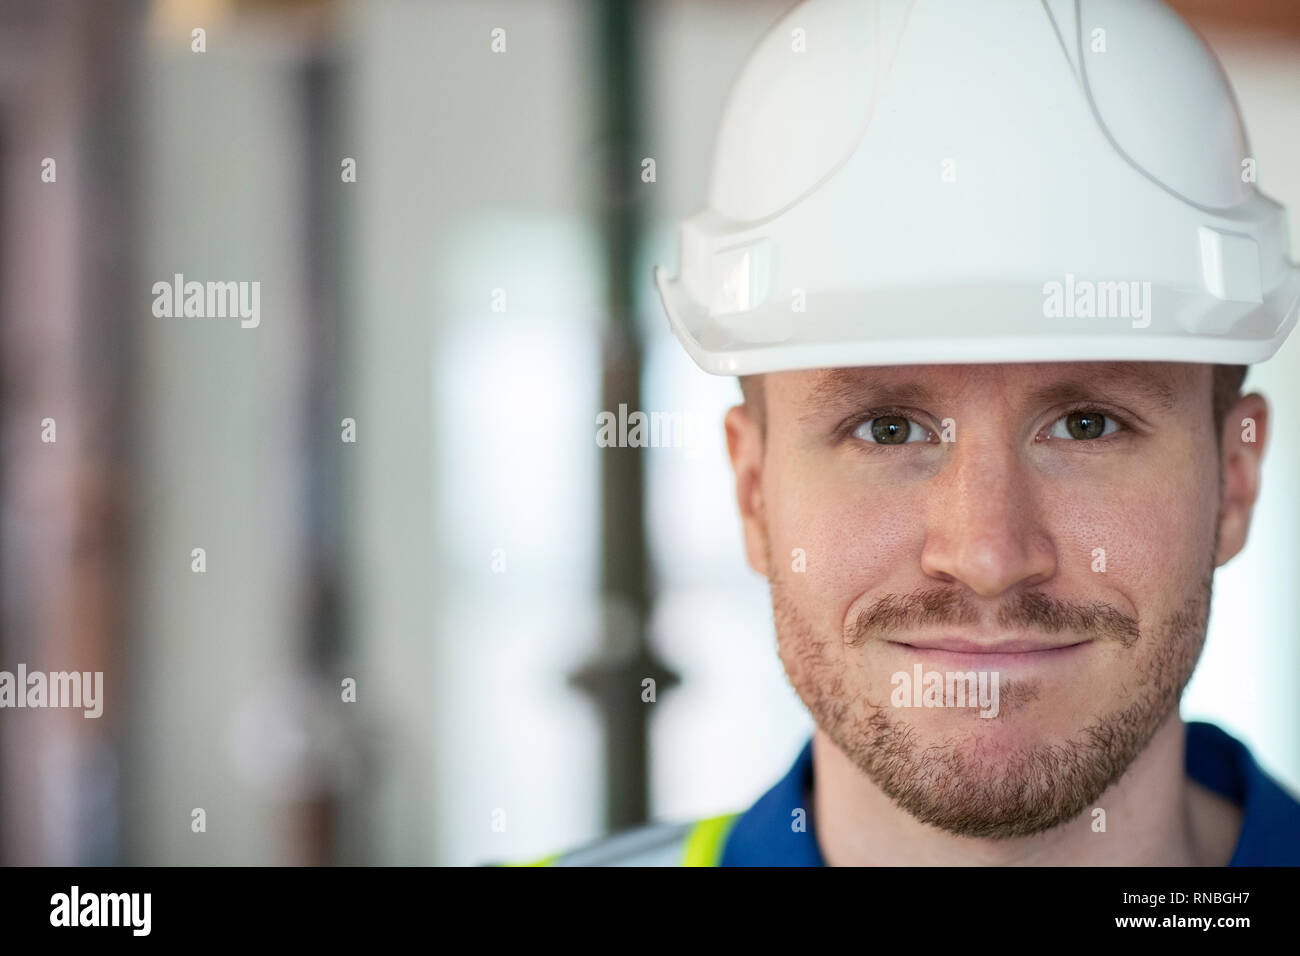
[343,0,604,865]
[128,12,315,864]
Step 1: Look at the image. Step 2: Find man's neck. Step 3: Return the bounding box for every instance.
[810,715,1243,865]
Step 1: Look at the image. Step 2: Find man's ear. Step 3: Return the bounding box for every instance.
[1215,392,1269,566]
[724,404,770,577]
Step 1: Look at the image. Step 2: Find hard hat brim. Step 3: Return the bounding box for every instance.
[654,265,1300,376]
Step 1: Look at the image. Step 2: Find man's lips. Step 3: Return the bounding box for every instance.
[889,637,1092,654]
[884,637,1094,669]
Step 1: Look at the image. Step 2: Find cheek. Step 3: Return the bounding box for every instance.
[764,454,923,632]
[1039,444,1218,601]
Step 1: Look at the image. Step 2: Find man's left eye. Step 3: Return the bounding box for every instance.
[1049,411,1119,440]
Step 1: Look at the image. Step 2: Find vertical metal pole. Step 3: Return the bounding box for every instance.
[299,53,344,866]
[569,0,679,833]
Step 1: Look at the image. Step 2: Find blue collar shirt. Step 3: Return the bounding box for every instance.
[719,720,1300,866]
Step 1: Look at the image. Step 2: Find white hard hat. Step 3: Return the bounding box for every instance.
[654,0,1300,375]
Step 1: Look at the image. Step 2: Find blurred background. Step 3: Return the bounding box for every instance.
[0,0,1297,865]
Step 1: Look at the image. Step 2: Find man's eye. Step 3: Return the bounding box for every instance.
[854,415,929,445]
[1049,410,1119,440]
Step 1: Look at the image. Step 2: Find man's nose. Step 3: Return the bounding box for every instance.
[919,438,1057,598]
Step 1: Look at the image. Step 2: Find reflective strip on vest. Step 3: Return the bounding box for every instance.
[681,812,740,866]
[499,812,740,866]
[500,853,562,867]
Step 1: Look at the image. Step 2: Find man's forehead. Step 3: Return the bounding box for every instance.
[789,362,1192,414]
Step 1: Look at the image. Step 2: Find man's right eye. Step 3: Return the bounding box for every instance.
[853,415,929,445]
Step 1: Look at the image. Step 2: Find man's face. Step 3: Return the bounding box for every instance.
[725,361,1266,838]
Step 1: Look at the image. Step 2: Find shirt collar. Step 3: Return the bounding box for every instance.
[720,737,824,866]
[1185,719,1300,866]
[719,720,1299,866]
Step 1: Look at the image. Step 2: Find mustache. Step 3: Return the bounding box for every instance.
[846,587,1140,649]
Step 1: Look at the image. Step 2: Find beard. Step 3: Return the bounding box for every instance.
[768,552,1214,840]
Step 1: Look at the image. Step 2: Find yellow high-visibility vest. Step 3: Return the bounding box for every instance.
[499,813,740,867]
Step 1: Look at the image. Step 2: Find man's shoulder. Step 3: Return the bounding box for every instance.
[496,812,740,867]
[1187,720,1300,865]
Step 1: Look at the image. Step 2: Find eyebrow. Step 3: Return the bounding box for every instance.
[798,364,1180,424]
[1025,367,1178,415]
[798,370,937,425]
